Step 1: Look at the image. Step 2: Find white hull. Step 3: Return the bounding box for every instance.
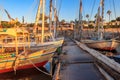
[81,40,120,51]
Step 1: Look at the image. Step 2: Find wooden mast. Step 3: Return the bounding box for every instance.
[41,0,45,43]
[101,0,104,39]
[97,6,101,40]
[33,0,45,43]
[99,0,104,40]
[33,0,42,35]
[79,0,83,40]
[49,0,52,34]
[15,28,18,56]
[53,0,57,38]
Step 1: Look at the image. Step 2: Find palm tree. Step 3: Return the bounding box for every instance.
[116,17,120,21]
[86,14,89,27]
[86,14,89,19]
[107,10,111,26]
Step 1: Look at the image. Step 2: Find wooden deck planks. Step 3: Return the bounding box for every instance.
[57,38,105,80]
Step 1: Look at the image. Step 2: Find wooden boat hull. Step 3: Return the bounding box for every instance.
[0,39,64,52]
[0,27,64,74]
[0,47,56,74]
[0,60,48,74]
[82,40,120,51]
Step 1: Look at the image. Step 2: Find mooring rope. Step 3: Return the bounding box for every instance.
[13,51,52,76]
[28,58,52,76]
[13,51,26,74]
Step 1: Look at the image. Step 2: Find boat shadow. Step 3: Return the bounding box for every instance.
[0,67,52,80]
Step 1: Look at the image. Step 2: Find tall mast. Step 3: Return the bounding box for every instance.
[41,0,45,43]
[49,0,52,33]
[33,0,42,34]
[53,0,57,38]
[99,0,104,40]
[101,0,104,23]
[79,0,83,40]
[97,6,101,39]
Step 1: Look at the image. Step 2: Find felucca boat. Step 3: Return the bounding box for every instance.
[80,0,120,51]
[0,0,64,74]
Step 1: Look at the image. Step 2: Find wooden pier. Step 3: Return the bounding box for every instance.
[53,38,107,80]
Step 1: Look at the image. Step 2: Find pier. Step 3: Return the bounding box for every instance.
[53,38,106,80]
[52,38,120,80]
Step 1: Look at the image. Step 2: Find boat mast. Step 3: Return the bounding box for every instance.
[33,0,42,35]
[101,0,104,23]
[15,29,18,56]
[53,0,57,38]
[49,0,52,34]
[41,0,45,43]
[79,0,83,40]
[99,0,104,40]
[97,6,101,40]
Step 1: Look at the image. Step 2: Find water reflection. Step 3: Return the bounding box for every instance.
[0,63,52,80]
[98,50,119,56]
[99,50,120,64]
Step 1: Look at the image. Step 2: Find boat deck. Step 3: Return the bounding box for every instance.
[53,38,106,80]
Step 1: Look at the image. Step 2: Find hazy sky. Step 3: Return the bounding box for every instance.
[0,0,120,23]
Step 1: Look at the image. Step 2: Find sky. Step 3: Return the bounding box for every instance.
[0,0,120,23]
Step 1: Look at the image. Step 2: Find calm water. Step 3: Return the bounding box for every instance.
[0,63,52,80]
[98,50,120,64]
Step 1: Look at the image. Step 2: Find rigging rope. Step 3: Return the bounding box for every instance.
[82,4,86,20]
[75,0,79,20]
[90,0,96,20]
[13,51,52,76]
[24,0,38,23]
[112,0,120,38]
[28,58,52,76]
[109,0,112,11]
[58,0,62,17]
[0,6,8,23]
[107,0,113,20]
[112,0,116,19]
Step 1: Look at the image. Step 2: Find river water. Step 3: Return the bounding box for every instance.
[0,63,52,80]
[98,50,120,64]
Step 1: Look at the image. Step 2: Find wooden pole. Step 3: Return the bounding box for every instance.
[53,0,57,38]
[28,34,30,48]
[41,0,45,43]
[49,0,53,34]
[33,0,42,34]
[79,0,83,40]
[1,36,4,53]
[15,28,18,56]
[22,28,25,53]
